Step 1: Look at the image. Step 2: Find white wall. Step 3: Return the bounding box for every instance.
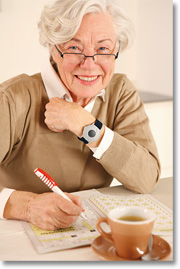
[0,0,173,97]
[0,0,50,81]
[135,0,173,96]
[114,0,173,97]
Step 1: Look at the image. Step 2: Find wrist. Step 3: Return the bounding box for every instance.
[78,119,104,146]
[3,191,37,221]
[70,111,96,137]
[73,117,95,137]
[87,124,105,148]
[65,102,96,137]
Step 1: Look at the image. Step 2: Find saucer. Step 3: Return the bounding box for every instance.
[91,235,171,261]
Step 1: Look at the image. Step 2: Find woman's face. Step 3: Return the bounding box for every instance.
[52,12,118,102]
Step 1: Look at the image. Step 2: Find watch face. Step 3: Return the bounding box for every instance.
[88,130,96,138]
[83,123,100,143]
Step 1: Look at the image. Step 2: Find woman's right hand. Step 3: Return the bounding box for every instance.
[4,191,84,230]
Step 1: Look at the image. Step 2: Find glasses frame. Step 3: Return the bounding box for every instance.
[54,41,120,64]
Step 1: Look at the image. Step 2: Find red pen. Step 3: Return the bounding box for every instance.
[34,168,87,220]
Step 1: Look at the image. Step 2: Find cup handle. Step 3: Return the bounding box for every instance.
[96,217,113,242]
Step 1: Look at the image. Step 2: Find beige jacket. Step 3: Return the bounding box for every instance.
[0,73,161,194]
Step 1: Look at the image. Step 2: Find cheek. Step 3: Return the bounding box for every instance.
[102,63,115,85]
[57,63,74,84]
[64,62,75,73]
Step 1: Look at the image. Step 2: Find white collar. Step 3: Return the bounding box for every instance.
[41,57,106,104]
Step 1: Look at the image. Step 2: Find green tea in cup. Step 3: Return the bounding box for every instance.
[117,215,147,222]
[96,206,155,259]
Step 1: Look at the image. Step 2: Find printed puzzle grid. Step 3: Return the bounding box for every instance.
[22,197,102,254]
[89,194,173,235]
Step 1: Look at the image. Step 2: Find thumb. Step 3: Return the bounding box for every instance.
[65,193,85,212]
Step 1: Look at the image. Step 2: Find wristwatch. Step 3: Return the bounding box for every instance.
[78,119,103,144]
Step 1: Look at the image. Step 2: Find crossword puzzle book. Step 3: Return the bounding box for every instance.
[22,191,173,254]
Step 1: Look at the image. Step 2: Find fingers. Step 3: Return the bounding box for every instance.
[33,210,79,231]
[57,194,82,216]
[44,97,96,137]
[44,98,69,132]
[65,192,85,212]
[45,98,68,112]
[28,193,83,231]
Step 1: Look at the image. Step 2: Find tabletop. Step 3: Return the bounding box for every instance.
[0,177,173,261]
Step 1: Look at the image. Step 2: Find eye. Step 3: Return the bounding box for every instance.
[99,47,107,51]
[97,46,110,54]
[66,46,82,53]
[69,46,78,50]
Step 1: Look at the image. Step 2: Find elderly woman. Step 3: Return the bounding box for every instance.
[0,0,160,230]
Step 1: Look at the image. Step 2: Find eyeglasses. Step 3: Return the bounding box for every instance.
[54,42,120,65]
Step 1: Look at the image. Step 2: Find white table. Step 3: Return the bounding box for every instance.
[0,177,173,261]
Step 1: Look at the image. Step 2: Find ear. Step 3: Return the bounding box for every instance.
[50,46,59,64]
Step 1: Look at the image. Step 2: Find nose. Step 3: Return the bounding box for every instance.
[80,56,97,70]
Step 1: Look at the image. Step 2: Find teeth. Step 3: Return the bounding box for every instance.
[77,76,98,82]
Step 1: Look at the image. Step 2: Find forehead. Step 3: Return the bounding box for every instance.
[73,12,117,43]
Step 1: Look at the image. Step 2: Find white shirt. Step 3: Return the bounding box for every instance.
[0,58,114,219]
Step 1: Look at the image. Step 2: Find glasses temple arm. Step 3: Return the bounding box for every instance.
[115,41,121,59]
[55,45,64,58]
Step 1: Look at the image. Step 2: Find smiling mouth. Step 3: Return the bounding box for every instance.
[75,75,99,82]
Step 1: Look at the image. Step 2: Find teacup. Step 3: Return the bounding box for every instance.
[96,206,155,259]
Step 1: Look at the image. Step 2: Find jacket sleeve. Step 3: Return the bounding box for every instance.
[0,79,31,166]
[0,92,13,164]
[97,79,161,194]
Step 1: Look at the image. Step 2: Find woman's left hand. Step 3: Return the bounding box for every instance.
[44,97,95,137]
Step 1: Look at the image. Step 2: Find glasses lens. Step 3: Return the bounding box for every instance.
[63,53,84,64]
[94,54,115,65]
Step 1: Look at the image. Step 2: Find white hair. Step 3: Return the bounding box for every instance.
[38,0,135,51]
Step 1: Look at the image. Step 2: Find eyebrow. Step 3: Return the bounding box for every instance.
[70,38,113,44]
[71,38,81,42]
[97,39,113,44]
